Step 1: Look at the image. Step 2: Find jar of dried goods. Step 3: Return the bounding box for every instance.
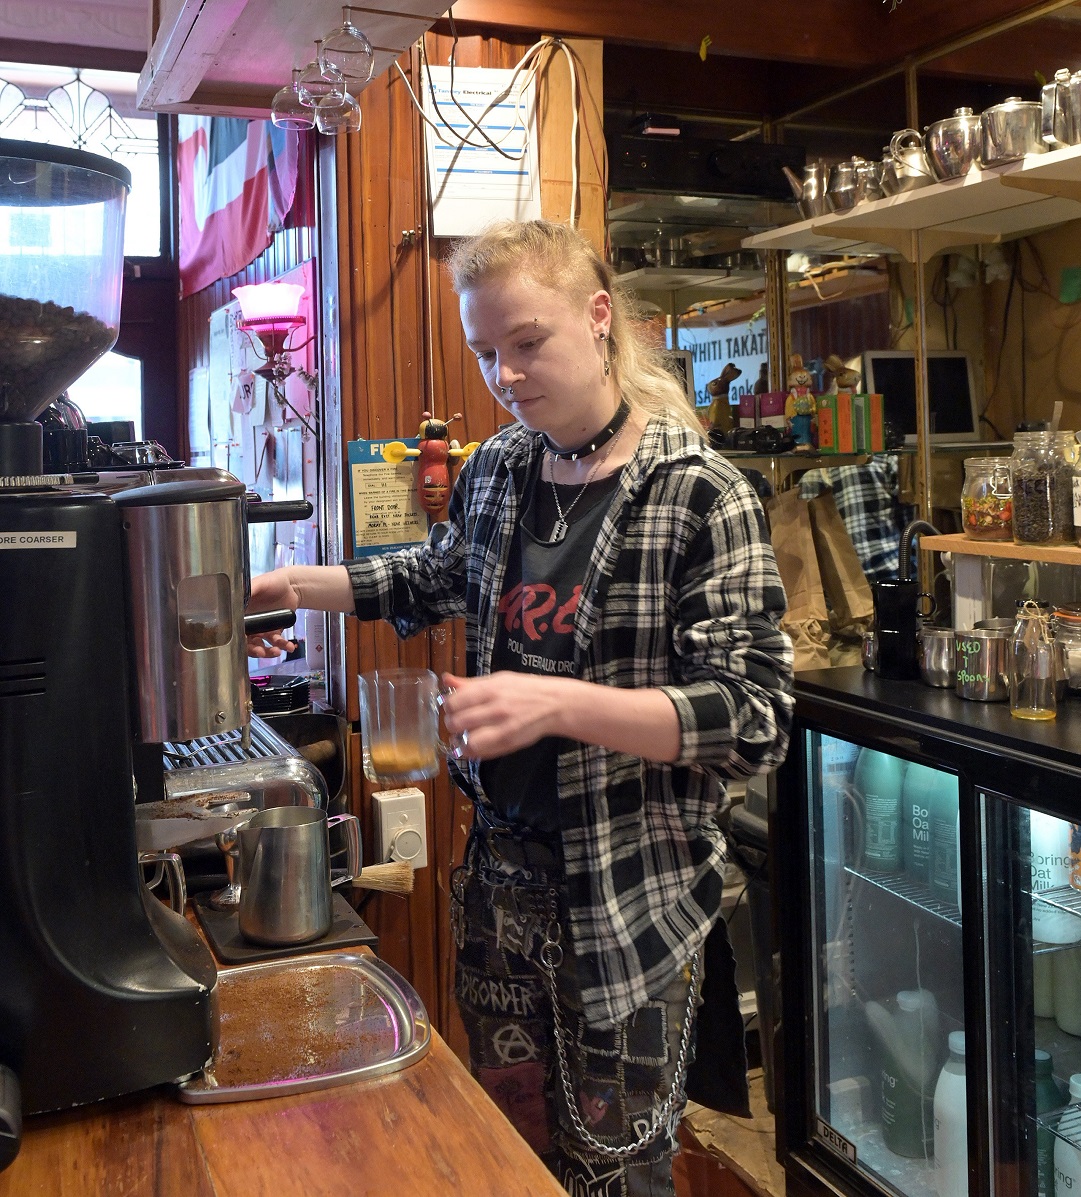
[961,457,1012,540]
[1011,430,1073,545]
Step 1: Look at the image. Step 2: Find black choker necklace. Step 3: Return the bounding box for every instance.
[543,399,630,462]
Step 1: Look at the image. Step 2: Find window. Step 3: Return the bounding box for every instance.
[66,351,144,439]
[0,63,162,257]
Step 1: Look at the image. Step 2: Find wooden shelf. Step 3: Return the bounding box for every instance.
[743,143,1081,262]
[614,265,804,298]
[138,0,449,116]
[920,533,1081,565]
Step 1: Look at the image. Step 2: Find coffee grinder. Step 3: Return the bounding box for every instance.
[0,139,240,1169]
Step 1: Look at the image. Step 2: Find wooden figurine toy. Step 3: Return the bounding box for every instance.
[785,353,817,451]
[706,362,742,436]
[381,412,480,516]
[823,353,861,394]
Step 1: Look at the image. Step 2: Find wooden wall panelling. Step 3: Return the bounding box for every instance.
[537,38,606,249]
[333,54,446,1031]
[336,28,605,1058]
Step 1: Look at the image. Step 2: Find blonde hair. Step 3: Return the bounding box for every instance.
[446,219,704,437]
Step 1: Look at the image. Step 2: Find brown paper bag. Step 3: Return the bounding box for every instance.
[767,488,832,671]
[807,490,874,637]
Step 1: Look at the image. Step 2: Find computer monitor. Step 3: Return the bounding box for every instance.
[661,349,700,409]
[861,350,981,445]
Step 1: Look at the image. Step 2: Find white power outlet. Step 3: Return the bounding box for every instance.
[372,787,428,869]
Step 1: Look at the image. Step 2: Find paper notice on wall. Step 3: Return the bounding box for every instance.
[422,65,541,237]
[347,439,429,556]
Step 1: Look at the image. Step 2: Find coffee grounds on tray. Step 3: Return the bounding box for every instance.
[199,963,394,1090]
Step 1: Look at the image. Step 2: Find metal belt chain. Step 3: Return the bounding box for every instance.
[538,889,700,1159]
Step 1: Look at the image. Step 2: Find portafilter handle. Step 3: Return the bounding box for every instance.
[243,609,297,636]
[245,498,314,523]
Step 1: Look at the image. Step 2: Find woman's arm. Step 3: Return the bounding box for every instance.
[248,565,356,614]
[245,565,355,657]
[438,672,682,764]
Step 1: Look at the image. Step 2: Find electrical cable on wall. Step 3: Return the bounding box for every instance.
[393,24,584,226]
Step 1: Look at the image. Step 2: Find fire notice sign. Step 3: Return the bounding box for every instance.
[347,438,428,557]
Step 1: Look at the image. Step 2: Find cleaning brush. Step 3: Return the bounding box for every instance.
[351,860,414,895]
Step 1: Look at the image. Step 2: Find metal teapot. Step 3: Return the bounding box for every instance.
[888,128,936,192]
[853,158,885,203]
[826,159,859,211]
[1041,68,1081,149]
[782,162,829,219]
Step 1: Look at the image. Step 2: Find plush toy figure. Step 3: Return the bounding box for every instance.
[706,362,742,436]
[785,353,817,451]
[823,353,861,395]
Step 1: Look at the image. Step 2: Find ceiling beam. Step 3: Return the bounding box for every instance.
[440,0,1081,71]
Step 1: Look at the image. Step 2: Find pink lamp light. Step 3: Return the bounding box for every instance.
[232,283,306,321]
[232,283,307,376]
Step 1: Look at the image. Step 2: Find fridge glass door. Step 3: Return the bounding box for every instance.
[806,729,966,1197]
[1003,796,1081,1197]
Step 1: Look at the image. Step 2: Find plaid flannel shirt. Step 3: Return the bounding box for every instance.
[798,455,905,582]
[345,416,794,1028]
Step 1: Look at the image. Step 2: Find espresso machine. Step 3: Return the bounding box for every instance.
[0,138,304,1170]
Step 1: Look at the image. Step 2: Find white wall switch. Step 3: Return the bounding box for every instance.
[372,787,428,869]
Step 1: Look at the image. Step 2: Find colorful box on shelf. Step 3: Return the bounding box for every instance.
[816,392,854,454]
[738,391,787,430]
[816,392,884,453]
[853,393,884,452]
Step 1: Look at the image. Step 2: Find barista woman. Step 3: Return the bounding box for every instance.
[246,219,794,1196]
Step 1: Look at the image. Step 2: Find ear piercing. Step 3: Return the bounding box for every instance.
[599,331,610,377]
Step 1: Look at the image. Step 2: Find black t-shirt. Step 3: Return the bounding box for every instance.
[480,457,622,834]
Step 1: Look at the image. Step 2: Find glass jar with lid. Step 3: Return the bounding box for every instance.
[961,457,1012,540]
[1011,430,1074,545]
[1053,603,1081,697]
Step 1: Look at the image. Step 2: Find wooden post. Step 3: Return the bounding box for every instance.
[537,37,605,250]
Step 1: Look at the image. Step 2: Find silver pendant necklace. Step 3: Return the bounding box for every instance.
[546,421,624,544]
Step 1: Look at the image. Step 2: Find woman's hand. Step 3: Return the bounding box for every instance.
[438,671,683,764]
[438,671,565,760]
[245,568,299,659]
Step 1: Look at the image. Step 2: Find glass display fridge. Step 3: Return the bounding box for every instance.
[772,667,1081,1197]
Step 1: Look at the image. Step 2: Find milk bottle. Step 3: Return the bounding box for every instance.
[854,748,904,873]
[867,988,940,1158]
[933,1031,967,1196]
[929,770,960,907]
[1031,811,1081,945]
[901,762,935,886]
[1035,952,1056,1019]
[1038,1050,1067,1197]
[1054,948,1081,1036]
[1054,1073,1081,1196]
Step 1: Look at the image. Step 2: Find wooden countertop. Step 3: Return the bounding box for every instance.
[1,922,563,1197]
[1,1030,564,1196]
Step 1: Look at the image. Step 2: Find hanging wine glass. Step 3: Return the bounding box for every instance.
[297,41,345,108]
[270,69,315,130]
[320,7,375,90]
[314,90,362,136]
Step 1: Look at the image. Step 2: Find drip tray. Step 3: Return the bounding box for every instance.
[177,952,431,1104]
[192,891,378,965]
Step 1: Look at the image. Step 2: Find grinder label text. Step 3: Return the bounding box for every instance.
[0,531,77,549]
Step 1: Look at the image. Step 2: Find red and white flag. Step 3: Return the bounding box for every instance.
[177,117,299,298]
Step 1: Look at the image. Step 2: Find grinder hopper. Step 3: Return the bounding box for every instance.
[0,138,130,475]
